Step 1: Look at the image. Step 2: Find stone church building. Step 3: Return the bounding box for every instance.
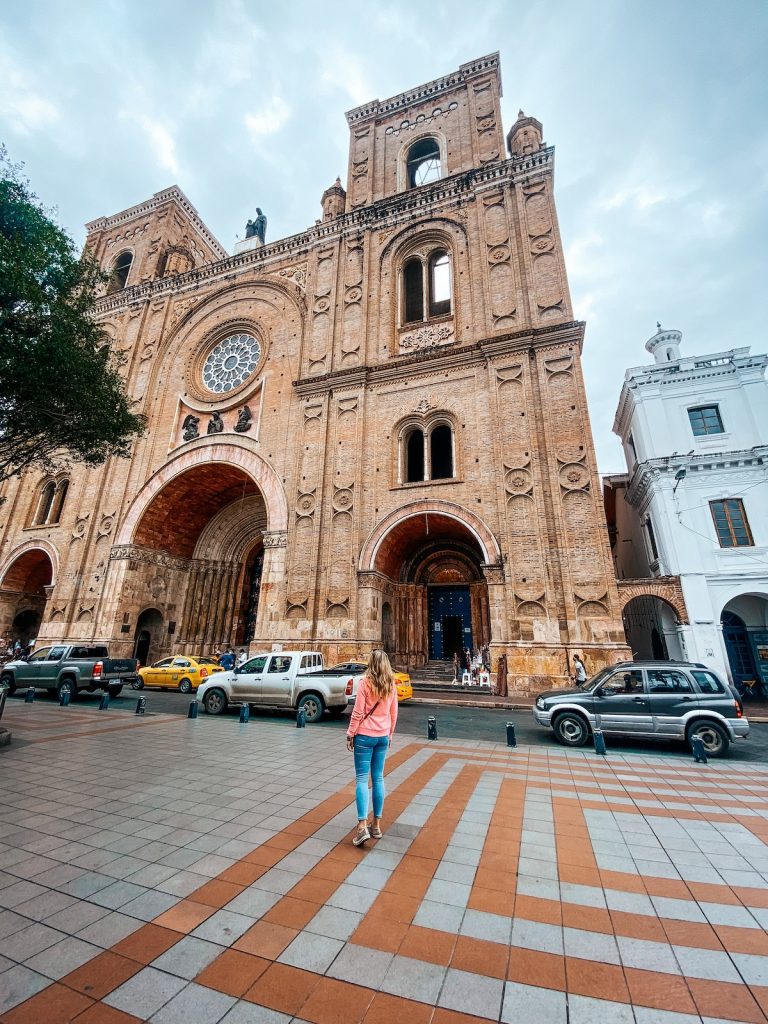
[0,54,629,688]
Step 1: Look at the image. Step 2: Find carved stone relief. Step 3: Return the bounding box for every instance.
[384,102,458,136]
[472,80,500,163]
[72,514,90,542]
[399,323,454,354]
[482,193,516,329]
[523,180,565,319]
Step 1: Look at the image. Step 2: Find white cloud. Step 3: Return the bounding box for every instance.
[319,47,372,105]
[0,50,59,134]
[120,112,179,176]
[599,183,670,211]
[244,96,291,139]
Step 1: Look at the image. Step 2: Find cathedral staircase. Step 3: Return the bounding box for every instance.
[409,660,456,688]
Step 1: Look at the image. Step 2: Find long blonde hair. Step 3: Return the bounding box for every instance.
[366,649,395,700]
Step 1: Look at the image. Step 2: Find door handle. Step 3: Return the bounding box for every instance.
[681,696,692,702]
[633,697,644,703]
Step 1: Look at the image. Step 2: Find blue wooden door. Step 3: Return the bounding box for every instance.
[428,586,472,660]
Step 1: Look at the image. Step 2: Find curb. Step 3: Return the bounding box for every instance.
[409,696,533,711]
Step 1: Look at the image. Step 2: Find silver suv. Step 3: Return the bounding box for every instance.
[533,661,748,757]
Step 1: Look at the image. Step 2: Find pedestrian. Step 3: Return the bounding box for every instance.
[219,648,235,671]
[572,653,587,687]
[452,651,460,683]
[496,653,508,697]
[237,648,247,668]
[346,649,398,847]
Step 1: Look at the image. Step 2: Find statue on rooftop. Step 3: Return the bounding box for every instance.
[245,208,267,244]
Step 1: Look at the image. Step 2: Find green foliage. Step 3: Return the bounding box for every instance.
[0,147,144,484]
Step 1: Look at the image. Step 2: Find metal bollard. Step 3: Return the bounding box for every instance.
[427,715,437,741]
[25,687,35,703]
[239,704,250,723]
[99,694,110,710]
[0,686,8,720]
[506,722,516,747]
[296,707,306,728]
[135,696,146,715]
[691,735,708,764]
[59,690,70,707]
[188,700,199,719]
[593,728,607,756]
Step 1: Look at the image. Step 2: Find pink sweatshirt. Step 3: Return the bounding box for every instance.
[347,676,398,739]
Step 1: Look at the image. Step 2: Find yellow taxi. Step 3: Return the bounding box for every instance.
[331,662,413,701]
[134,655,224,693]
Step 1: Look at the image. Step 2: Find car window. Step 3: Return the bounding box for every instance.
[27,648,51,663]
[47,647,67,661]
[269,655,292,674]
[242,656,267,674]
[647,669,693,693]
[196,658,220,666]
[300,655,311,669]
[153,658,174,669]
[691,670,725,694]
[173,659,191,667]
[601,670,644,695]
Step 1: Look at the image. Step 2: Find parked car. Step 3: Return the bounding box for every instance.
[533,661,748,757]
[329,662,413,701]
[197,650,364,722]
[134,655,224,693]
[0,644,139,701]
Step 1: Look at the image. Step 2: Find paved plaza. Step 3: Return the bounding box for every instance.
[3,703,768,1022]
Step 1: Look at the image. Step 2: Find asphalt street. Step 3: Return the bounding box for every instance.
[8,687,768,763]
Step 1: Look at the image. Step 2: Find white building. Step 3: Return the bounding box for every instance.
[604,325,768,690]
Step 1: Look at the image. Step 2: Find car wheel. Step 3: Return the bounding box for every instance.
[297,692,325,723]
[688,720,729,758]
[178,678,192,694]
[553,711,590,747]
[132,678,144,690]
[57,678,77,701]
[203,688,228,715]
[108,685,123,698]
[1,673,16,697]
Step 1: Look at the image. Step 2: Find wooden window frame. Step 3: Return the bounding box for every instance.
[710,498,754,548]
[688,404,724,437]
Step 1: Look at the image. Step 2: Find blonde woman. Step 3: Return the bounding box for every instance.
[346,649,399,846]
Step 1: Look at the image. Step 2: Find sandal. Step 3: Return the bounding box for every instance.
[352,827,370,847]
[370,825,382,839]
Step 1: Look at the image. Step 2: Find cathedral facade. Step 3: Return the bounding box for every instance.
[0,54,629,689]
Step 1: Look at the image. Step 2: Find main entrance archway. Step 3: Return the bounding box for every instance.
[112,442,285,655]
[0,543,56,647]
[360,502,501,668]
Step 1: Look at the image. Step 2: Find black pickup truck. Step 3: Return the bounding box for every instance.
[0,644,139,701]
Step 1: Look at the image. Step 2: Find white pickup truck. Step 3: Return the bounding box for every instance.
[196,650,365,722]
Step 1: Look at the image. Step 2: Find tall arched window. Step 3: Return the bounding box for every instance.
[430,424,454,479]
[34,482,56,526]
[400,418,457,485]
[406,430,425,483]
[401,248,452,326]
[403,258,424,325]
[49,480,69,524]
[406,138,441,188]
[428,251,451,318]
[107,251,133,294]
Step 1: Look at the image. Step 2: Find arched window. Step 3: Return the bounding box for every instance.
[107,251,133,294]
[400,248,452,326]
[403,258,424,325]
[428,251,451,318]
[430,424,454,479]
[49,480,69,524]
[406,138,441,188]
[406,429,425,483]
[33,482,56,526]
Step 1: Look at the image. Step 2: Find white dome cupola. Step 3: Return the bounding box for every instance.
[645,322,682,364]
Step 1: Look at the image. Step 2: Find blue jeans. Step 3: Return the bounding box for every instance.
[353,734,389,820]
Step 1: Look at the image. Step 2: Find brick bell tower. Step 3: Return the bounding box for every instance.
[308,53,629,686]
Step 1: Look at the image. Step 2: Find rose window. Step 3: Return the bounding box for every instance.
[202,333,261,393]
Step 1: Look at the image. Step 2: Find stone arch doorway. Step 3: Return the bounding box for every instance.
[622,595,683,661]
[360,503,501,669]
[112,455,278,656]
[0,545,56,646]
[721,594,768,689]
[134,608,164,667]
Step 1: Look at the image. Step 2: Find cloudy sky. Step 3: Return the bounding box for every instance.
[2,0,766,470]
